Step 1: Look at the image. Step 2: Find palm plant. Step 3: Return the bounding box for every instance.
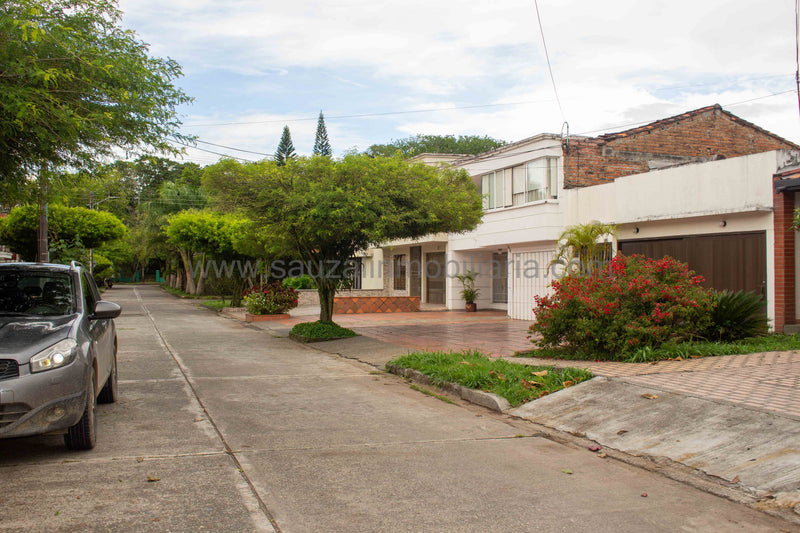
[708,290,768,340]
[551,222,616,276]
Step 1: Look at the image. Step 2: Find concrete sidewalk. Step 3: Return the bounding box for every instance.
[247,314,800,520]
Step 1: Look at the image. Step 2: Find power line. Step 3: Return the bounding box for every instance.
[170,139,259,163]
[189,138,274,157]
[533,0,565,122]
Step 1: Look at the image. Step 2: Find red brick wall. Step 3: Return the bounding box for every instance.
[773,182,795,332]
[564,108,794,188]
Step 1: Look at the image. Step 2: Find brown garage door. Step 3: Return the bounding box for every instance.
[618,231,766,298]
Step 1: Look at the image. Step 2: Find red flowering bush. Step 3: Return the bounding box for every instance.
[243,282,300,315]
[530,254,715,359]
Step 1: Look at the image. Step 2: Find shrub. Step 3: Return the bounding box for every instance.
[282,275,316,290]
[707,290,768,341]
[530,254,715,359]
[243,282,299,315]
[289,321,357,340]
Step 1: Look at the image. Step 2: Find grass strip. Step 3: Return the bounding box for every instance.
[199,300,227,311]
[389,350,592,407]
[517,334,800,363]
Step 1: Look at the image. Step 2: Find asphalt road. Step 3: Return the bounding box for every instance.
[0,284,796,532]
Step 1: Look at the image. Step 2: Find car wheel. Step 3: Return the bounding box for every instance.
[64,370,97,450]
[98,350,118,404]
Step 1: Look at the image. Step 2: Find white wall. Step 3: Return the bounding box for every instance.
[359,249,383,290]
[564,151,778,226]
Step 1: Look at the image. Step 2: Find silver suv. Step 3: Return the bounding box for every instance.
[0,262,121,450]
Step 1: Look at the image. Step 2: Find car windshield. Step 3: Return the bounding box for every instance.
[0,270,75,316]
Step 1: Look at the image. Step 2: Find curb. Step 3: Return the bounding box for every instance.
[385,364,512,413]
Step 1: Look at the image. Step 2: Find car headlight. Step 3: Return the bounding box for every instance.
[30,339,78,373]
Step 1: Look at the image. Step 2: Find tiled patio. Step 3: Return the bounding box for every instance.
[233,307,800,420]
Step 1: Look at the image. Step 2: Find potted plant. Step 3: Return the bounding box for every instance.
[455,270,479,312]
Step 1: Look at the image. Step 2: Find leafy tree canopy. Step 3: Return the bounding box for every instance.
[0,204,126,261]
[0,0,192,186]
[365,134,505,158]
[203,154,483,322]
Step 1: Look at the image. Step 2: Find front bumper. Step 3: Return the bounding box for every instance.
[0,360,89,438]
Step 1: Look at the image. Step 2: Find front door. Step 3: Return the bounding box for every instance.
[425,252,446,305]
[410,246,421,298]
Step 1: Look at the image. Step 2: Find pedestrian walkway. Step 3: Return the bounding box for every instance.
[233,307,800,421]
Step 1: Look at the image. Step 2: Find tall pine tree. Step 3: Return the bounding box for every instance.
[312,111,332,157]
[275,125,296,166]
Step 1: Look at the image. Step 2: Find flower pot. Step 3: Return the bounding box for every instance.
[465,302,477,313]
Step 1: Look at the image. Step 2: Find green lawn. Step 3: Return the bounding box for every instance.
[389,350,593,407]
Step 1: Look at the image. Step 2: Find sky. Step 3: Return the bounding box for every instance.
[119,0,800,166]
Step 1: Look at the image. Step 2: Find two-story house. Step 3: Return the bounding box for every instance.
[363,105,800,328]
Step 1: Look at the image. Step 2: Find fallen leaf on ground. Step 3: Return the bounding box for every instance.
[598,453,608,458]
[562,469,573,475]
[146,476,160,483]
[641,493,648,498]
[521,379,542,389]
[588,445,601,452]
[674,356,683,361]
[538,391,550,398]
[617,429,628,435]
[731,476,740,484]
[136,457,144,463]
[648,361,658,365]
[563,381,574,387]
[641,394,658,400]
[531,370,549,377]
[488,370,496,375]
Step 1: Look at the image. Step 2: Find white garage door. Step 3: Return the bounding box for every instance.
[509,250,556,320]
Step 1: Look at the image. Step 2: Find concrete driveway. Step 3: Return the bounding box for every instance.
[0,285,796,532]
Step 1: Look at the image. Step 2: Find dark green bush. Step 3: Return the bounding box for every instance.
[707,290,768,341]
[290,321,357,340]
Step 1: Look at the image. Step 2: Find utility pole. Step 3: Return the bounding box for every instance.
[37,164,49,263]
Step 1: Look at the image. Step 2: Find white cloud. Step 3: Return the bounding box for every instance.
[119,0,800,165]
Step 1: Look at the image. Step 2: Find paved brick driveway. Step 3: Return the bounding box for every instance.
[256,309,800,421]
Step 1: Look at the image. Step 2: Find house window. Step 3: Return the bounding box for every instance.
[481,169,508,210]
[351,257,362,289]
[393,254,406,290]
[522,157,558,203]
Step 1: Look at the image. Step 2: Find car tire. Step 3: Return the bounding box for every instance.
[98,350,118,404]
[64,370,97,450]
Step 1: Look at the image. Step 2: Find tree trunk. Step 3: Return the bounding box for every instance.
[179,249,197,295]
[317,281,336,323]
[195,253,206,296]
[230,277,244,307]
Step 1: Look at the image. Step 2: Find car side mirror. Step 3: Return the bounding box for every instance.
[92,300,122,320]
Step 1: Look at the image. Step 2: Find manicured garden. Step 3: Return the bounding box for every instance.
[525,252,782,363]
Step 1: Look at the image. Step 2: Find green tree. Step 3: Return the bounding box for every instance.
[163,210,254,301]
[366,134,505,158]
[203,155,483,323]
[0,204,126,261]
[0,0,192,184]
[312,111,331,157]
[274,126,296,167]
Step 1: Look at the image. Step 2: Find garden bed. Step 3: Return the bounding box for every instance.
[245,312,290,322]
